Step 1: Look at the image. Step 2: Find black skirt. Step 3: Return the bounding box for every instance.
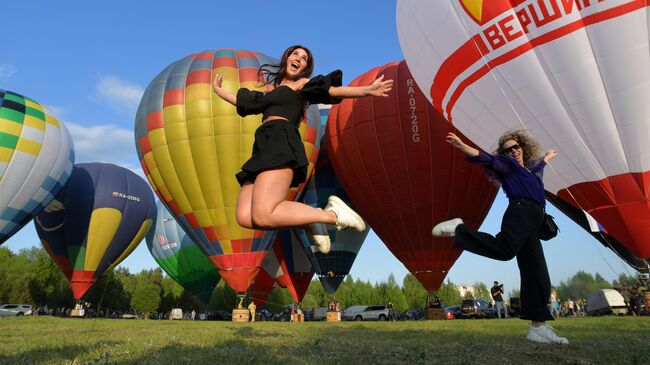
[236,119,308,187]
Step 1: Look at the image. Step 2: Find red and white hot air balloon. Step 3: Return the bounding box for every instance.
[397,0,650,258]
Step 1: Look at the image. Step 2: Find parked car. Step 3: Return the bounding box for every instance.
[0,304,32,317]
[587,289,628,316]
[169,308,183,320]
[343,305,368,321]
[354,305,390,321]
[460,299,497,319]
[444,305,462,319]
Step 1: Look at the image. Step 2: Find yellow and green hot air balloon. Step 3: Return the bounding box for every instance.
[0,89,74,244]
[135,49,324,292]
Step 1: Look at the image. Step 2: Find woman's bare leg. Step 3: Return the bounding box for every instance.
[249,168,336,230]
[235,182,254,229]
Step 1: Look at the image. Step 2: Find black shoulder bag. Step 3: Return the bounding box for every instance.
[539,210,559,241]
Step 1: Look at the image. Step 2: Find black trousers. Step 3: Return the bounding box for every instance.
[455,198,554,322]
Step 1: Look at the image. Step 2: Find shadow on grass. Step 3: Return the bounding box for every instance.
[0,341,120,365]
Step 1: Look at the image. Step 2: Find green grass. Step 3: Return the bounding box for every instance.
[1,316,649,364]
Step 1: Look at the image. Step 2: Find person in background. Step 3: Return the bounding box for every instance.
[248,301,257,322]
[491,281,508,319]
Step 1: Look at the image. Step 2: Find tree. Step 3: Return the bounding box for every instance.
[557,271,611,300]
[473,282,492,302]
[402,274,428,309]
[130,282,161,318]
[437,279,462,306]
[613,273,642,287]
[377,274,408,311]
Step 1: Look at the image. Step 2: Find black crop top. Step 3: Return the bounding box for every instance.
[235,70,343,124]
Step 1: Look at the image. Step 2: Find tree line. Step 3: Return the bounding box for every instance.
[0,246,639,316]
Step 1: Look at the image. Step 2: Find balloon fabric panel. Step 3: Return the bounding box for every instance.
[146,201,220,304]
[0,89,74,245]
[35,163,156,300]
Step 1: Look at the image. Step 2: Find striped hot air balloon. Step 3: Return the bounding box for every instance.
[35,163,156,300]
[135,49,324,292]
[262,230,314,303]
[0,89,74,244]
[146,201,221,304]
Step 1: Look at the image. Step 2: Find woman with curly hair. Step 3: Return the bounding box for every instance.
[213,45,393,254]
[432,129,568,345]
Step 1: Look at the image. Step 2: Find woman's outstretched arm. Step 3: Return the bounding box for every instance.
[329,75,394,98]
[213,74,236,106]
[446,132,479,157]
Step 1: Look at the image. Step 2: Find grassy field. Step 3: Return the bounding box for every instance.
[0,316,648,365]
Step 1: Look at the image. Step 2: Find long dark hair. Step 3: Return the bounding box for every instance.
[259,45,314,87]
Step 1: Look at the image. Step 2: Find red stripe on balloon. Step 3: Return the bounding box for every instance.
[184,212,200,229]
[146,111,163,131]
[163,88,184,107]
[239,68,260,83]
[213,56,237,68]
[139,135,152,154]
[186,70,211,85]
[434,1,648,121]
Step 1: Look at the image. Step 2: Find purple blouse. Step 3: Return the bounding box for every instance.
[467,151,546,208]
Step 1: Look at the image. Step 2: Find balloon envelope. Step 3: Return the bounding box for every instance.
[35,163,156,300]
[135,49,324,292]
[397,0,650,258]
[0,89,74,244]
[326,60,498,292]
[262,230,314,303]
[146,201,221,304]
[301,134,369,294]
[546,192,649,274]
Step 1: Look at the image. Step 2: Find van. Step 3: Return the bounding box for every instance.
[0,304,32,317]
[343,305,368,320]
[169,308,183,320]
[587,289,627,315]
[311,307,327,321]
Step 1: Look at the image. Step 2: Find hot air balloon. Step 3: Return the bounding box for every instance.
[546,193,650,274]
[146,201,221,304]
[397,0,650,258]
[262,230,314,303]
[249,268,276,308]
[326,60,498,292]
[35,163,156,300]
[301,126,369,294]
[135,49,324,293]
[0,89,74,244]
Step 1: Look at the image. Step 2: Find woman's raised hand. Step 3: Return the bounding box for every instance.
[544,149,558,162]
[213,74,224,94]
[446,132,465,149]
[367,75,394,97]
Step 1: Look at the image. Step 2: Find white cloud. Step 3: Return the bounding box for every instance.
[0,64,16,79]
[66,121,140,169]
[95,75,144,115]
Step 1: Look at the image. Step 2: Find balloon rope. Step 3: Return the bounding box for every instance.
[70,275,110,365]
[450,2,630,276]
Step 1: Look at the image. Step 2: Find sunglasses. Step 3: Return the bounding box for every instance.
[501,143,521,154]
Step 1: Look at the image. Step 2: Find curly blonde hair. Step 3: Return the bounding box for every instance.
[496,129,543,167]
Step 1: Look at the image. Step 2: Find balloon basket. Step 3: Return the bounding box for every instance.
[291,313,304,322]
[326,311,341,322]
[425,307,445,320]
[232,309,250,323]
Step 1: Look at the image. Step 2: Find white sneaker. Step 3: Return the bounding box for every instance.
[526,324,569,345]
[431,218,463,237]
[324,196,366,231]
[306,210,331,254]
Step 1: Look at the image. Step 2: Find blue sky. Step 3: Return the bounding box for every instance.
[1,0,637,297]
